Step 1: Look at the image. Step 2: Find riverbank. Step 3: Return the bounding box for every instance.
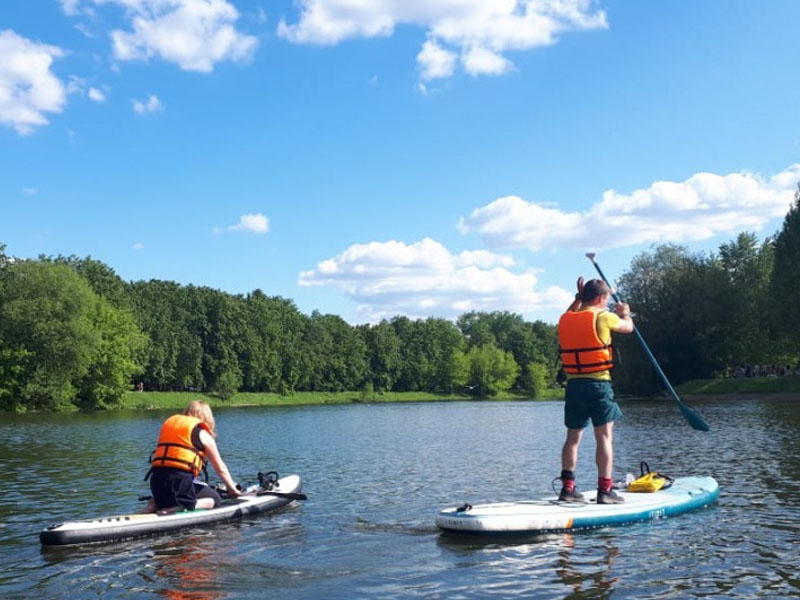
[676,375,800,395]
[121,389,563,410]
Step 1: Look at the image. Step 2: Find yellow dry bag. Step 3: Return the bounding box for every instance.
[626,462,674,493]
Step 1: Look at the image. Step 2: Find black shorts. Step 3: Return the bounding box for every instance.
[149,468,222,510]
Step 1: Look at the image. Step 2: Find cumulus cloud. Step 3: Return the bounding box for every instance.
[89,87,107,101]
[132,93,162,114]
[59,0,82,15]
[278,0,607,80]
[0,30,66,135]
[217,213,270,234]
[458,164,800,251]
[91,0,259,72]
[299,237,572,321]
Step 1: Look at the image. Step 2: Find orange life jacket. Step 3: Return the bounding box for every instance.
[558,309,613,374]
[150,414,210,475]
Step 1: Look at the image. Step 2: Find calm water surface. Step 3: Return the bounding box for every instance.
[2,397,800,599]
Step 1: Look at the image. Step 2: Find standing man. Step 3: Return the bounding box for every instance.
[556,277,634,504]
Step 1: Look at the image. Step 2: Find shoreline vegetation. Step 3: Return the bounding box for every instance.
[114,374,800,411]
[120,389,562,411]
[676,375,800,396]
[3,376,799,413]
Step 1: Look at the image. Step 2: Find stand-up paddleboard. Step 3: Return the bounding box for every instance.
[40,473,304,546]
[437,476,718,535]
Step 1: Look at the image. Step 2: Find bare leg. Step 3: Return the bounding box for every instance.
[594,422,615,479]
[139,498,157,514]
[561,428,585,471]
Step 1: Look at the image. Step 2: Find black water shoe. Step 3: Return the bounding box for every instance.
[558,487,585,503]
[596,489,624,504]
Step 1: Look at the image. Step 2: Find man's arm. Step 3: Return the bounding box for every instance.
[565,276,585,312]
[613,302,634,334]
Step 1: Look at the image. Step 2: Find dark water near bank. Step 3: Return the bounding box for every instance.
[2,397,800,599]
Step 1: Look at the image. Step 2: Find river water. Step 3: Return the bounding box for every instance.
[1,396,800,599]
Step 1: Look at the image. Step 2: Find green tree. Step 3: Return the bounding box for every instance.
[521,362,549,398]
[770,183,800,356]
[615,245,737,393]
[717,232,774,366]
[0,261,143,410]
[362,320,401,392]
[466,344,520,396]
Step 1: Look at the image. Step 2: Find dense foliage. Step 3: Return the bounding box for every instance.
[612,185,800,394]
[0,243,558,411]
[2,183,798,410]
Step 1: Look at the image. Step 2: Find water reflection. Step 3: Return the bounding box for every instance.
[152,536,224,600]
[556,534,619,600]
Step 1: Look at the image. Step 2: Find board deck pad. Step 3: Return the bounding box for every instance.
[436,476,718,534]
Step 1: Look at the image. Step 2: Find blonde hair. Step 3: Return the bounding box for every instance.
[184,400,216,437]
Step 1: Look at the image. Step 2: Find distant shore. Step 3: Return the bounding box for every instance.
[676,376,800,396]
[120,389,564,411]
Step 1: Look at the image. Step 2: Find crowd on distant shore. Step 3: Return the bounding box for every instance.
[725,364,800,378]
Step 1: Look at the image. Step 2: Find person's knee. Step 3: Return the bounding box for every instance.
[194,497,216,510]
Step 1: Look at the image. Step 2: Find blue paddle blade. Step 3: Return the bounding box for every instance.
[678,401,710,431]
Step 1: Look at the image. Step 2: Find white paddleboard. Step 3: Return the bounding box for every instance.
[436,475,718,534]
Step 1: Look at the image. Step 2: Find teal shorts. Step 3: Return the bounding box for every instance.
[564,379,622,429]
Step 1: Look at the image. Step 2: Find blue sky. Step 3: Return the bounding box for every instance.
[2,0,800,324]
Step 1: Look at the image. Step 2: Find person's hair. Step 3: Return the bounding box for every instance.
[579,278,611,303]
[184,400,216,437]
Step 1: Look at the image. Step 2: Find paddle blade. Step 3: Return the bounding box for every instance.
[678,402,710,432]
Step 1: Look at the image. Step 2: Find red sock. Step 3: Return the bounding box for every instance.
[598,477,613,493]
[561,470,576,492]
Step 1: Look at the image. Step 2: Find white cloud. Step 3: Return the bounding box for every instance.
[88,87,107,101]
[459,164,800,252]
[59,0,82,15]
[461,45,513,76]
[133,242,145,250]
[132,93,162,114]
[417,39,456,80]
[222,213,270,234]
[91,0,258,72]
[299,237,572,321]
[23,187,37,195]
[0,30,66,135]
[278,0,607,79]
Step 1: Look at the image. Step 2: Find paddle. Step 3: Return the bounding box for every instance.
[585,252,710,432]
[254,490,307,500]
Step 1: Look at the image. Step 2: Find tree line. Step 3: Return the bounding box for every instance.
[1,184,798,411]
[612,184,800,395]
[0,245,558,411]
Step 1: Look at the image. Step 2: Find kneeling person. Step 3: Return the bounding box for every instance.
[143,400,240,514]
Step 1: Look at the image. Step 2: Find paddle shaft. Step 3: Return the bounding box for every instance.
[585,255,710,431]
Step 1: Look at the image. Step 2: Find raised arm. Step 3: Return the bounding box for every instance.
[613,302,634,334]
[565,276,585,312]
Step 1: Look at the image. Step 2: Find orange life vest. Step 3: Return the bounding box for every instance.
[558,309,613,374]
[150,414,210,475]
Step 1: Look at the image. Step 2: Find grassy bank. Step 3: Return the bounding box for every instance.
[676,376,800,395]
[121,388,564,410]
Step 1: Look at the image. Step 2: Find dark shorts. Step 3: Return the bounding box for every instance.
[564,378,622,429]
[149,468,222,510]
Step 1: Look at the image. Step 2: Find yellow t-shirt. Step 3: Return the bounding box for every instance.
[567,307,620,381]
